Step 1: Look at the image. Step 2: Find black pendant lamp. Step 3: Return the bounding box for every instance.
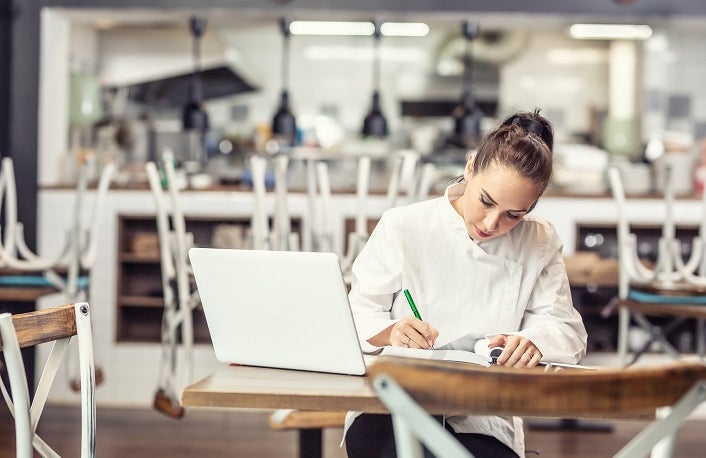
[182,16,209,132]
[272,17,297,146]
[452,21,483,148]
[362,19,388,138]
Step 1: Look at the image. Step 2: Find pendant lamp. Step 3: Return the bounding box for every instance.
[362,19,388,138]
[452,21,483,148]
[272,17,297,146]
[182,16,209,132]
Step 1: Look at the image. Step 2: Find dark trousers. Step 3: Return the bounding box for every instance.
[346,414,519,458]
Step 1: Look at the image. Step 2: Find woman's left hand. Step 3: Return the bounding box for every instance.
[487,335,542,368]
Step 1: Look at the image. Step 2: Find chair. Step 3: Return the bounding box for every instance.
[0,156,113,389]
[368,357,706,458]
[0,302,96,457]
[608,165,706,365]
[145,154,201,418]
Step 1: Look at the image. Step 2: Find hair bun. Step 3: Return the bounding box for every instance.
[510,116,544,137]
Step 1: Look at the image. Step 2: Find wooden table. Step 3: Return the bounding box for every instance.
[181,359,706,458]
[181,364,383,458]
[181,364,383,412]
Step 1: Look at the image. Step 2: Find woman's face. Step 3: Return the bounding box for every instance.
[452,158,542,242]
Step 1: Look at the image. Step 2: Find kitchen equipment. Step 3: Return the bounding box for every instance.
[362,19,388,138]
[654,152,696,195]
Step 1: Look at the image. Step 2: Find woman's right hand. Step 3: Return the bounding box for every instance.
[390,316,439,349]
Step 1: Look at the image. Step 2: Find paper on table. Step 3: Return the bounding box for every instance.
[360,342,491,367]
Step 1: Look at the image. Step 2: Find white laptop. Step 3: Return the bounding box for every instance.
[188,248,367,376]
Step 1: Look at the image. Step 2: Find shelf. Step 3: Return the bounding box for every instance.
[119,253,160,263]
[115,213,301,343]
[118,295,165,307]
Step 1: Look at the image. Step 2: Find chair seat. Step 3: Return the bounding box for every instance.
[0,275,89,289]
[628,289,706,305]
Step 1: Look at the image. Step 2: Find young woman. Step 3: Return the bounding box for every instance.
[345,109,588,458]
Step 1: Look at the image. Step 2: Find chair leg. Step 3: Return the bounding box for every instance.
[697,318,705,358]
[614,381,706,458]
[629,313,683,365]
[372,374,474,458]
[649,407,675,458]
[618,307,630,365]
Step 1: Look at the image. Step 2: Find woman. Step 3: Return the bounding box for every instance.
[346,109,588,458]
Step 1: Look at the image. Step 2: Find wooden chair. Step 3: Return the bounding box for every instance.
[368,357,706,458]
[0,302,96,457]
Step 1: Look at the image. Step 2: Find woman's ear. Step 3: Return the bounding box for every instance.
[463,154,475,181]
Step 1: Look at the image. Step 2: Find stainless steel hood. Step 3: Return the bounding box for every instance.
[118,64,256,108]
[98,25,258,108]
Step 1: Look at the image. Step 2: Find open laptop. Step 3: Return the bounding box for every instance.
[188,248,367,376]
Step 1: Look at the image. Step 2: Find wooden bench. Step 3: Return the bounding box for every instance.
[268,410,347,458]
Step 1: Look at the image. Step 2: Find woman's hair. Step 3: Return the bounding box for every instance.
[471,109,554,194]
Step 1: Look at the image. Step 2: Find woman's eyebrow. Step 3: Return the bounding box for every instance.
[481,188,531,213]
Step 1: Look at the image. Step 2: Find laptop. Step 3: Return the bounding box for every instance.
[188,248,367,376]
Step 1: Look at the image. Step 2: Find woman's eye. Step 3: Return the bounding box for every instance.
[506,212,522,220]
[480,198,492,208]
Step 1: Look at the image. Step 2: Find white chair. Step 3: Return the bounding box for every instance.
[608,165,706,365]
[341,156,372,282]
[385,150,420,209]
[0,156,113,390]
[369,357,706,458]
[145,155,200,418]
[0,157,114,297]
[0,302,96,457]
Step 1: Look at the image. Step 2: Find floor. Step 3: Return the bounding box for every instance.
[1,404,705,457]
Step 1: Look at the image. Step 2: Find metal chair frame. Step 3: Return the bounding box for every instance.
[145,156,200,417]
[608,165,706,365]
[0,302,96,458]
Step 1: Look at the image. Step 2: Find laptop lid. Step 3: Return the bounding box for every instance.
[188,248,367,376]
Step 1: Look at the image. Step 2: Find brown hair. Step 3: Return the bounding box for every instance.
[472,109,554,194]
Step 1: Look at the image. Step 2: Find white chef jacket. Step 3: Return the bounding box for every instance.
[346,182,588,456]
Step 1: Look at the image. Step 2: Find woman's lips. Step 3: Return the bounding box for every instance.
[475,226,491,238]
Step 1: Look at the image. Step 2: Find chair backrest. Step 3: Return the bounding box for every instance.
[0,302,96,457]
[369,357,706,458]
[0,156,114,299]
[145,156,197,393]
[369,357,706,418]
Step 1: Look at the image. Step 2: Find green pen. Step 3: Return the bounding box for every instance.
[403,289,423,320]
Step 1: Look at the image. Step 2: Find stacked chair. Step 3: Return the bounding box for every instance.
[608,164,706,366]
[0,156,113,389]
[145,153,201,418]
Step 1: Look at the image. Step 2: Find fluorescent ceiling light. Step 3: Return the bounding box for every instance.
[380,22,429,37]
[290,21,374,36]
[290,20,429,37]
[569,24,653,40]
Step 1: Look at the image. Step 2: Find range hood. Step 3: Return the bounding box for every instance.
[123,64,255,108]
[98,26,258,108]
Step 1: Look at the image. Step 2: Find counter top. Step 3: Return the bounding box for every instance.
[39,182,705,201]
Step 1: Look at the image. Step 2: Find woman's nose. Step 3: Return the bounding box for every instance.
[484,211,500,232]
